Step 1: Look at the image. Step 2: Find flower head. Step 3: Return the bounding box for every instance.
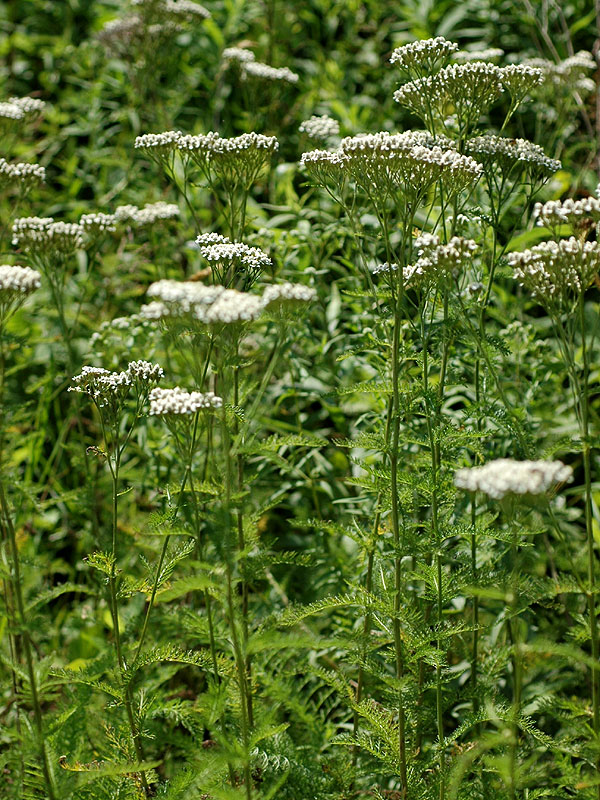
[299,115,340,142]
[509,237,600,307]
[0,158,45,191]
[8,96,45,120]
[114,201,180,227]
[533,197,600,235]
[454,458,572,500]
[149,386,222,415]
[222,46,256,64]
[195,232,271,287]
[241,61,299,84]
[69,361,163,420]
[0,264,41,323]
[12,217,86,260]
[394,62,504,133]
[390,37,458,78]
[466,135,560,177]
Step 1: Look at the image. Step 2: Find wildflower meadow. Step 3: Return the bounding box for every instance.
[2,1,600,798]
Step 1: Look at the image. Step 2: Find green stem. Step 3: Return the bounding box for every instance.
[222,405,253,799]
[108,453,150,796]
[391,293,408,794]
[579,294,600,793]
[0,482,57,800]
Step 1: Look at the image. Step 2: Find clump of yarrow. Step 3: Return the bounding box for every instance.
[393,58,542,133]
[533,197,600,235]
[0,158,45,191]
[466,135,561,177]
[8,95,46,120]
[0,264,41,323]
[136,130,279,190]
[149,386,222,415]
[509,238,600,306]
[114,201,180,227]
[454,458,572,500]
[195,232,271,287]
[222,46,256,64]
[69,361,163,422]
[142,278,315,325]
[337,132,483,199]
[299,115,340,142]
[241,61,299,84]
[390,36,459,79]
[524,50,596,94]
[371,235,478,290]
[131,0,210,21]
[12,217,86,260]
[454,48,504,63]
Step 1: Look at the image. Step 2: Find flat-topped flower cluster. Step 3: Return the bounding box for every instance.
[509,238,600,303]
[70,361,164,411]
[455,458,572,500]
[0,158,45,189]
[141,279,315,325]
[372,234,477,289]
[466,135,560,174]
[149,386,222,416]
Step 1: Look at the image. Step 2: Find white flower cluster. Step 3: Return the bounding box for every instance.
[394,62,504,126]
[0,157,45,188]
[509,237,600,303]
[144,280,225,318]
[299,149,349,185]
[202,289,264,323]
[8,96,46,118]
[299,115,340,141]
[222,47,255,63]
[69,361,163,409]
[499,64,543,100]
[207,132,279,155]
[390,37,458,74]
[0,264,41,297]
[132,0,210,19]
[0,102,24,121]
[149,386,222,416]
[242,61,299,84]
[134,130,182,157]
[114,201,180,227]
[454,48,504,63]
[143,278,315,325]
[466,135,560,174]
[80,212,118,236]
[262,282,317,310]
[524,50,596,93]
[372,235,477,288]
[12,217,86,256]
[97,15,141,44]
[339,132,482,196]
[195,232,271,274]
[454,458,572,500]
[533,197,600,231]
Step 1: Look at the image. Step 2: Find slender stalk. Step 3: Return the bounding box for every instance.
[390,291,408,793]
[222,404,253,799]
[0,482,57,800]
[107,446,150,796]
[579,294,600,795]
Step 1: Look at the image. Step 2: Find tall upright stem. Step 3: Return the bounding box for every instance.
[0,483,57,800]
[222,405,253,799]
[108,452,150,796]
[579,295,600,796]
[390,293,408,794]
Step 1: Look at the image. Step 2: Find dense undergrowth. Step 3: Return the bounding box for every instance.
[2,1,600,798]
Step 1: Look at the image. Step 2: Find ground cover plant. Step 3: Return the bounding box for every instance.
[2,1,600,798]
